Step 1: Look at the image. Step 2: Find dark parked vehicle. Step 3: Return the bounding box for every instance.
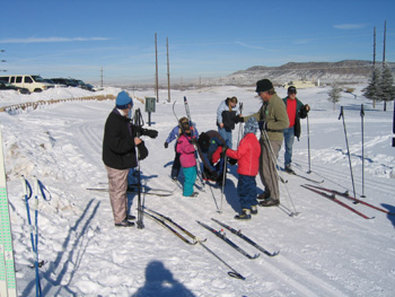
[0,81,30,94]
[50,78,95,91]
[50,78,78,87]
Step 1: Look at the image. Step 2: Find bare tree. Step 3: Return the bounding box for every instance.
[328,82,342,110]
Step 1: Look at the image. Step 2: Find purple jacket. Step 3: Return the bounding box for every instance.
[176,134,197,168]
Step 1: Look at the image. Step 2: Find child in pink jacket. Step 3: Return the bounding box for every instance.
[176,121,198,197]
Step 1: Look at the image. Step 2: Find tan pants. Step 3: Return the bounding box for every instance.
[259,139,282,200]
[105,166,129,224]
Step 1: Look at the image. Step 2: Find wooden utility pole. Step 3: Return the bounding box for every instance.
[100,66,103,88]
[155,33,159,102]
[382,20,387,66]
[373,27,376,66]
[166,37,171,102]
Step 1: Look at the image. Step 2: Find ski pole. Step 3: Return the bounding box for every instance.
[338,106,357,200]
[237,102,244,148]
[134,108,145,229]
[360,104,366,198]
[22,176,42,297]
[33,177,42,297]
[261,129,298,216]
[219,155,227,213]
[183,96,206,188]
[197,240,245,280]
[306,113,312,174]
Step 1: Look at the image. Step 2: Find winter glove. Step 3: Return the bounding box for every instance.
[164,142,169,149]
[137,141,148,160]
[258,120,267,131]
[141,128,158,139]
[189,137,198,145]
[235,115,244,123]
[228,158,238,166]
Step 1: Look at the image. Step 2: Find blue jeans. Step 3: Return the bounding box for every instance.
[182,166,197,196]
[237,175,257,210]
[218,127,233,149]
[283,127,295,168]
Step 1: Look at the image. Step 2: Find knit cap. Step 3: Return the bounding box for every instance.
[116,91,133,109]
[244,117,259,136]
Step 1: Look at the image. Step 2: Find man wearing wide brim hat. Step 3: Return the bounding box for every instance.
[243,79,289,207]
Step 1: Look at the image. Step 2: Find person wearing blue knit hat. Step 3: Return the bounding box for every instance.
[116,90,133,109]
[102,90,147,227]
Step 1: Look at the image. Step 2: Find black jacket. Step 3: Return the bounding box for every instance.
[102,109,146,169]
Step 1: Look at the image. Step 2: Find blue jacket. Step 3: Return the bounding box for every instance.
[165,123,198,145]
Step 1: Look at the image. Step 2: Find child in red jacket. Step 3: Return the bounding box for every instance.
[226,117,261,219]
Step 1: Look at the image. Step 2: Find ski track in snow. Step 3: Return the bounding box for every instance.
[1,85,394,296]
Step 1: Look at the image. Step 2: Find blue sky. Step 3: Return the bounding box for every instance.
[0,0,394,84]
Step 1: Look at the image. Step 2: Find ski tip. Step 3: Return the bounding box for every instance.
[267,251,280,257]
[228,271,245,280]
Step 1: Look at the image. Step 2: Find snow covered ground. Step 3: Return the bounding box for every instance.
[0,85,394,296]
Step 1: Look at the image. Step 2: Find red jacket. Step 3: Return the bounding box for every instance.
[226,133,261,176]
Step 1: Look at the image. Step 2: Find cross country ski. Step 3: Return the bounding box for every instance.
[301,184,374,220]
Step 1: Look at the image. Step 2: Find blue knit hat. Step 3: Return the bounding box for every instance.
[116,91,133,109]
[244,117,258,136]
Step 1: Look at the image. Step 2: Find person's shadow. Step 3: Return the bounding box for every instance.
[131,261,196,297]
[381,204,395,228]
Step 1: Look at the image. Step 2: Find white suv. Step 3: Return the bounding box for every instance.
[0,75,54,92]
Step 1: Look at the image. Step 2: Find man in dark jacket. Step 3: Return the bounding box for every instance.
[102,91,148,227]
[282,86,310,173]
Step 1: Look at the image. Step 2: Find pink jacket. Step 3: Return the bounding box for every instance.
[176,134,197,168]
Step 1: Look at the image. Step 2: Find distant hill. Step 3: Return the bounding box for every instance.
[206,60,395,86]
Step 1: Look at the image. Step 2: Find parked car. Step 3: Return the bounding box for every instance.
[50,78,79,87]
[50,78,95,91]
[0,81,30,94]
[0,74,53,92]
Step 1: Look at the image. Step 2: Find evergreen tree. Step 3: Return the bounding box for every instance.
[363,66,382,108]
[328,82,342,111]
[379,64,395,111]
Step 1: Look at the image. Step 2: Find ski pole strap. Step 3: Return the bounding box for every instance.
[22,176,33,200]
[338,106,344,120]
[228,271,245,280]
[37,179,51,201]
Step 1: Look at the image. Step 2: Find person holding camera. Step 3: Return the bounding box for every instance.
[102,91,154,227]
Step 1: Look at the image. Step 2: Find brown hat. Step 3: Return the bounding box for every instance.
[255,79,273,93]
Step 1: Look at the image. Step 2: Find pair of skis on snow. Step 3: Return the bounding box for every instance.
[142,207,279,280]
[301,184,394,219]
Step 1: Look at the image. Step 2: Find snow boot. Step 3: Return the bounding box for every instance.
[251,205,258,215]
[259,198,280,207]
[284,165,295,174]
[115,219,135,227]
[235,208,251,220]
[257,191,270,200]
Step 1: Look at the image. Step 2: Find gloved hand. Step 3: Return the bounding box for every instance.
[222,145,229,154]
[189,137,198,145]
[142,128,158,138]
[258,120,267,131]
[235,115,244,123]
[164,142,169,149]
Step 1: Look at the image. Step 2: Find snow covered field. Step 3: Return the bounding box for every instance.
[0,85,394,296]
